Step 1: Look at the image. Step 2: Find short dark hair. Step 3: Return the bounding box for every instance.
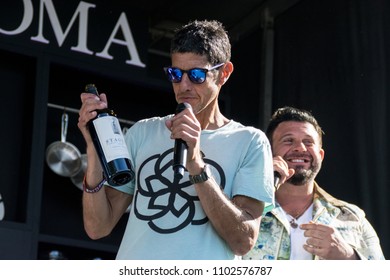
[170,20,231,65]
[266,106,324,146]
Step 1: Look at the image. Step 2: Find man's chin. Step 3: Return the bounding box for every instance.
[288,171,311,185]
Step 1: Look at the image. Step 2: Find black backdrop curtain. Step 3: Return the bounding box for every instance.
[272,0,389,258]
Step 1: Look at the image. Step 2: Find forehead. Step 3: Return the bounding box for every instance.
[171,52,209,68]
[274,121,320,140]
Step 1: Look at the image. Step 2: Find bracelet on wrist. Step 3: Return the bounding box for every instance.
[83,175,106,193]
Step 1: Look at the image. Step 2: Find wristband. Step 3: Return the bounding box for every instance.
[83,175,106,193]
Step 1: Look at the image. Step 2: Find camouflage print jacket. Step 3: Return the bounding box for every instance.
[243,182,385,260]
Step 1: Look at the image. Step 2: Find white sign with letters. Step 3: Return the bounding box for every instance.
[0,0,146,68]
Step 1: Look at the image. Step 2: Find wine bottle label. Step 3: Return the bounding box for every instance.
[92,116,131,162]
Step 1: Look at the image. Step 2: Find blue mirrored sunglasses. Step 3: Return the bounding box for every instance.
[163,62,225,84]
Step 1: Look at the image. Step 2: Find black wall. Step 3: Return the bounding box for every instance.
[273,0,389,258]
[0,0,388,259]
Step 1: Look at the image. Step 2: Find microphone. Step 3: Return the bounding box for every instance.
[172,103,191,179]
[274,171,281,189]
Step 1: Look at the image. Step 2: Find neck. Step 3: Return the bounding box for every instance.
[276,181,315,217]
[196,103,229,130]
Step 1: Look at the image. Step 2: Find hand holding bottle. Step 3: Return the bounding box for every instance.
[78,84,134,187]
[78,89,109,144]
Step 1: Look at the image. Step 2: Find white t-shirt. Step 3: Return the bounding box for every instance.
[113,116,274,259]
[286,204,314,260]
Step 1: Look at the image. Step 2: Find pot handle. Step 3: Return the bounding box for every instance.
[61,112,69,143]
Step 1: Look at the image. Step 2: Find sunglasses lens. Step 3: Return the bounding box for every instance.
[166,68,182,83]
[164,67,208,84]
[188,69,206,84]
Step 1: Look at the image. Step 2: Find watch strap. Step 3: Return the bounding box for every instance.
[189,164,210,184]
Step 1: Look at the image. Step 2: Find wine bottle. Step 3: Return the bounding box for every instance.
[85,84,134,186]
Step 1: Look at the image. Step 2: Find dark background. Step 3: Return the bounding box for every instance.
[0,0,388,259]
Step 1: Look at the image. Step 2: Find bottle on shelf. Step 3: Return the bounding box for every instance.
[84,84,134,186]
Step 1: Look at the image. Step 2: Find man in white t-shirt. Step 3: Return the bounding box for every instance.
[78,20,274,259]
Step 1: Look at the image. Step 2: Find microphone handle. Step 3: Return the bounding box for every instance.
[173,103,192,179]
[274,171,281,188]
[173,139,187,179]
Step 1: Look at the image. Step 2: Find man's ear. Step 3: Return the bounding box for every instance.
[320,148,325,160]
[219,61,234,85]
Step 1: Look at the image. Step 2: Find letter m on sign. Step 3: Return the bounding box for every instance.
[31,0,95,55]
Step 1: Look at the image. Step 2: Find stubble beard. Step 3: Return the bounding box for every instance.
[287,162,321,186]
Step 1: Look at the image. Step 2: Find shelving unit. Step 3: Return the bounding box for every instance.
[0,41,173,259]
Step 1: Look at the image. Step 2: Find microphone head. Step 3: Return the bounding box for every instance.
[176,102,192,114]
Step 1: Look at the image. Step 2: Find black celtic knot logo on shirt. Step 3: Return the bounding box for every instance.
[133,148,225,234]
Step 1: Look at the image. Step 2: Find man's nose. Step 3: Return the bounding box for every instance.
[177,73,193,89]
[292,142,307,152]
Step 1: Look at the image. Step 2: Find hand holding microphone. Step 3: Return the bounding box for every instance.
[274,171,281,189]
[172,103,192,179]
[273,156,295,190]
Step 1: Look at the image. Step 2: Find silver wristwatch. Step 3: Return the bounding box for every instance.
[189,164,211,184]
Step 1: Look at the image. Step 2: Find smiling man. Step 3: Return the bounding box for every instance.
[243,106,384,260]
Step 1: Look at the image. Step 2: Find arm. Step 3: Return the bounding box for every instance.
[78,92,132,239]
[352,215,385,260]
[82,147,133,239]
[194,177,264,256]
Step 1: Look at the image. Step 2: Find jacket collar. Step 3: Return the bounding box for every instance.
[269,182,346,228]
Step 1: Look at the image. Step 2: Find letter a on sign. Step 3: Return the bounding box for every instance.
[96,12,146,68]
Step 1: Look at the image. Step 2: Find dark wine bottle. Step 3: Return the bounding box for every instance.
[85,84,134,186]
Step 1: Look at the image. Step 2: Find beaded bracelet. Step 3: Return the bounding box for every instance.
[83,175,106,193]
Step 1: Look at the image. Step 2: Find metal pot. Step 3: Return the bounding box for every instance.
[46,112,81,177]
[70,154,87,190]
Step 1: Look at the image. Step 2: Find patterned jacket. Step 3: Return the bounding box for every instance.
[244,182,385,260]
